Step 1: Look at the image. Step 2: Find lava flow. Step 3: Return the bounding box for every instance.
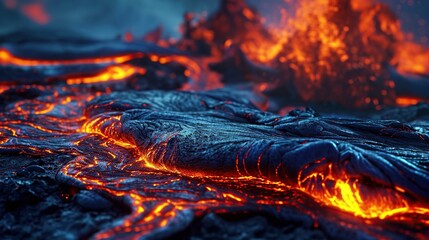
[1,0,429,239]
[2,84,428,239]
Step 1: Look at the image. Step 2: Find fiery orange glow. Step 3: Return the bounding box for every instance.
[0,49,211,89]
[80,114,134,149]
[66,64,146,85]
[0,48,139,66]
[240,0,429,79]
[265,0,401,107]
[396,97,421,106]
[393,42,429,75]
[297,162,429,220]
[269,0,428,107]
[174,0,429,108]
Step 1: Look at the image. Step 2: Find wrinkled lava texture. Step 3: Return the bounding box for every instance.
[1,40,429,240]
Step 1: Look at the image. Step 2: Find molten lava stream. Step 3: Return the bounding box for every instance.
[0,48,139,66]
[297,164,429,220]
[61,154,296,239]
[66,64,147,85]
[0,49,209,89]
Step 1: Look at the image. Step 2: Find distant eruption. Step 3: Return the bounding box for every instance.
[171,0,429,108]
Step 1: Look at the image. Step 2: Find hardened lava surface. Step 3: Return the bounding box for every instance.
[0,44,428,239]
[2,85,429,238]
[58,90,429,239]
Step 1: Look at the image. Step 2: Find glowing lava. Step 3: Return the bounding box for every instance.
[0,48,143,66]
[66,64,147,85]
[0,1,429,239]
[175,0,429,108]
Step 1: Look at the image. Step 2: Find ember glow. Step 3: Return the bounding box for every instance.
[1,0,429,239]
[20,2,50,24]
[1,0,50,24]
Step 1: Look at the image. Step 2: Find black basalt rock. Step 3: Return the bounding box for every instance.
[85,90,429,205]
[74,190,114,211]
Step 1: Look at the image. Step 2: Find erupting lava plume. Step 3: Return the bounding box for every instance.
[1,0,429,239]
[176,0,429,108]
